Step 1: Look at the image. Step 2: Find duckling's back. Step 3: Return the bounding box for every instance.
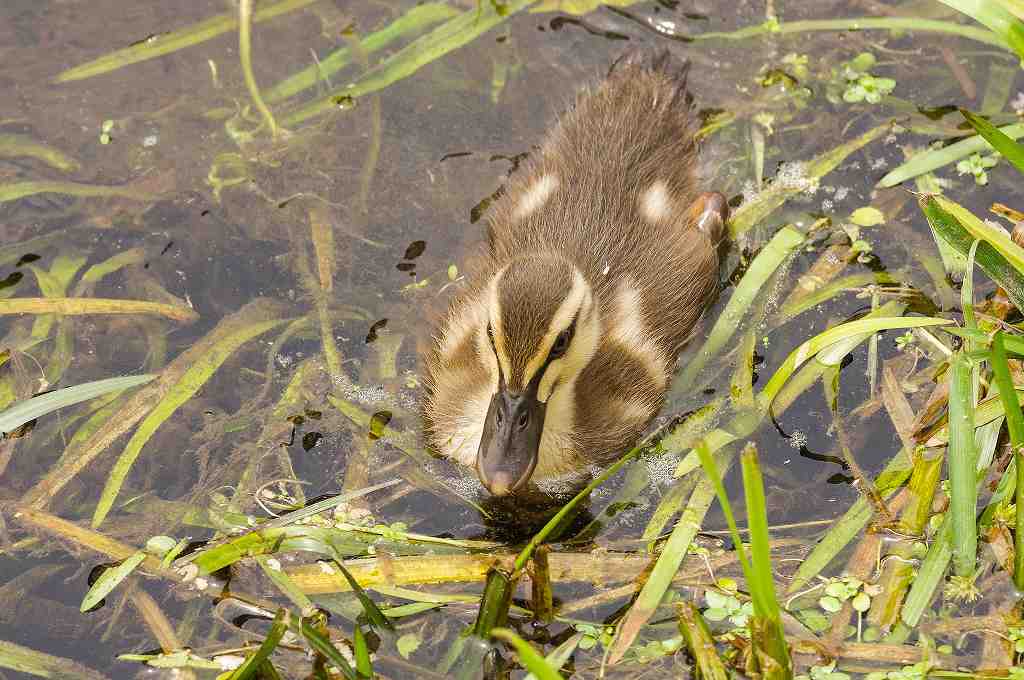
[423,51,726,490]
[485,50,723,356]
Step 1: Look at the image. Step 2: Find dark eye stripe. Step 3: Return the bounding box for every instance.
[546,315,577,363]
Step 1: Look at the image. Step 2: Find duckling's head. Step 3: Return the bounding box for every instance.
[475,254,600,496]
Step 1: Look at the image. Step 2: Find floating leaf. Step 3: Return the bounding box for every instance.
[850,206,885,226]
[396,633,421,659]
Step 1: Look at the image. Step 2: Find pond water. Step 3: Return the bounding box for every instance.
[0,0,1020,678]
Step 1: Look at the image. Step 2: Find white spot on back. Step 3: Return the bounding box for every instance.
[514,174,559,219]
[610,279,667,390]
[640,180,671,223]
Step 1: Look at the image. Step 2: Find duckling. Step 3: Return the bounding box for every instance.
[423,51,727,497]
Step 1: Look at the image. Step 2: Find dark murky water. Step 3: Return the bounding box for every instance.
[0,0,1018,677]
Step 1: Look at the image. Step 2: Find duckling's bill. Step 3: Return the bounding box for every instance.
[476,374,546,496]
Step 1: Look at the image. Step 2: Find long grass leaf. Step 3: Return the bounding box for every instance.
[524,633,583,680]
[330,553,394,632]
[0,134,80,172]
[0,639,111,680]
[283,0,536,126]
[677,603,728,680]
[921,194,1024,309]
[227,610,287,680]
[55,0,320,82]
[264,3,459,103]
[788,447,912,591]
[900,516,953,627]
[758,316,951,408]
[608,444,737,664]
[0,297,198,323]
[256,555,316,614]
[937,0,1024,59]
[92,317,288,527]
[79,550,146,612]
[730,123,890,236]
[879,123,1024,186]
[740,445,780,622]
[990,333,1024,588]
[491,629,562,680]
[948,353,978,577]
[960,108,1024,174]
[677,226,805,388]
[688,16,1008,48]
[0,180,161,204]
[0,375,154,435]
[352,625,373,678]
[300,620,357,680]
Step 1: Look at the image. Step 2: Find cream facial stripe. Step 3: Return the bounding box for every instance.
[486,268,513,382]
[513,174,559,219]
[538,288,600,404]
[439,296,487,360]
[521,269,588,390]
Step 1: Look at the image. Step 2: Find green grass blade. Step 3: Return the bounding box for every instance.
[0,374,154,435]
[227,610,287,680]
[788,447,913,591]
[283,0,536,126]
[264,3,459,103]
[990,333,1024,589]
[961,108,1024,174]
[677,603,728,680]
[962,240,979,334]
[758,316,951,408]
[608,444,738,664]
[937,0,1024,59]
[353,625,373,678]
[921,194,1024,309]
[55,0,320,82]
[740,445,780,622]
[0,133,80,172]
[0,639,110,680]
[948,353,978,577]
[991,334,1024,446]
[689,16,1007,48]
[677,225,805,388]
[79,550,146,612]
[329,552,395,632]
[524,633,583,680]
[92,317,288,527]
[472,567,514,638]
[514,443,643,571]
[900,516,953,627]
[491,629,562,679]
[730,123,890,236]
[300,620,357,680]
[879,122,1024,187]
[256,555,315,614]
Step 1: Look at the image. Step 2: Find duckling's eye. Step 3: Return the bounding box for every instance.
[549,329,571,359]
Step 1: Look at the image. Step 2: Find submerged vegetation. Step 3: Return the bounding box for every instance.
[3,0,1024,678]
